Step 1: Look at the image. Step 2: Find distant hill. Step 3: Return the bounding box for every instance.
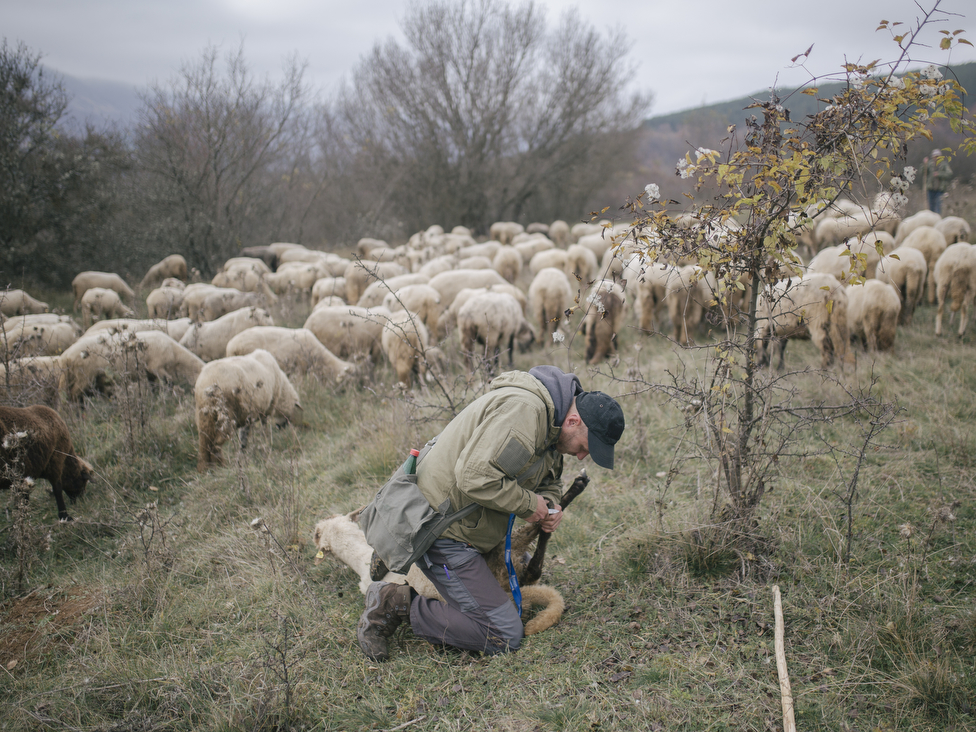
[54,71,144,131]
[643,61,976,133]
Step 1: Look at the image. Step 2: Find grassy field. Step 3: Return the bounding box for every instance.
[2,268,976,731]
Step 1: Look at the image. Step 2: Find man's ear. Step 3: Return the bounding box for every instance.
[565,413,581,428]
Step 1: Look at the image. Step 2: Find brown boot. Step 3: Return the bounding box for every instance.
[369,551,390,582]
[357,581,413,661]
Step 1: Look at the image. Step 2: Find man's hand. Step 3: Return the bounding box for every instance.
[527,494,563,532]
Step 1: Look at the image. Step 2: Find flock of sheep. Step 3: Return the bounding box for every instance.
[1,201,973,513]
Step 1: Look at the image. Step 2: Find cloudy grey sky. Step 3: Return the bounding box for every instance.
[3,0,974,117]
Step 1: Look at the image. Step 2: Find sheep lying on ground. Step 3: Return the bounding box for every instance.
[846,280,901,352]
[583,280,626,364]
[756,273,850,370]
[71,271,135,312]
[458,291,534,374]
[0,405,94,520]
[528,267,573,342]
[194,349,303,471]
[140,254,188,290]
[304,306,390,363]
[81,288,135,329]
[936,216,971,244]
[381,310,430,387]
[226,326,356,381]
[901,226,948,304]
[179,306,275,362]
[933,242,976,337]
[0,289,49,317]
[874,247,927,325]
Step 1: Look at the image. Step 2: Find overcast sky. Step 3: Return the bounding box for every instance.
[3,0,974,117]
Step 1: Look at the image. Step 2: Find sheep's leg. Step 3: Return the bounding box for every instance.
[523,471,590,585]
[935,288,945,336]
[50,479,71,521]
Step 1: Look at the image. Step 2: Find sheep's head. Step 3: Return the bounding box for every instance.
[63,456,94,502]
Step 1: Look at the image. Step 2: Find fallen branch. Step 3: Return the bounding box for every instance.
[772,585,796,732]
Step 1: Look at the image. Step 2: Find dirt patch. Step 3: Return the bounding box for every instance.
[0,585,103,671]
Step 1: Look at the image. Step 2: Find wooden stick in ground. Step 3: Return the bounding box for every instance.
[773,585,796,732]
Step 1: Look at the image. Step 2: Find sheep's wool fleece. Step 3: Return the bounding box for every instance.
[415,369,565,553]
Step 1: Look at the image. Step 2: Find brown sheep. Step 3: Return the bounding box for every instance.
[0,405,93,520]
[194,349,303,471]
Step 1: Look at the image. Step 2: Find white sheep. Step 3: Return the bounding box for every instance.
[513,236,555,264]
[457,255,493,270]
[665,265,712,346]
[845,280,901,352]
[489,221,524,245]
[492,247,523,284]
[574,232,612,262]
[894,209,941,245]
[179,306,275,362]
[85,317,194,342]
[900,225,948,304]
[418,254,459,279]
[814,213,874,249]
[381,284,443,336]
[874,247,927,325]
[527,267,573,342]
[211,267,276,301]
[226,326,356,381]
[140,254,188,290]
[194,349,302,471]
[381,310,430,387]
[0,355,64,407]
[755,273,851,370]
[343,261,408,306]
[529,248,569,276]
[457,291,534,374]
[1,319,80,357]
[933,242,976,337]
[303,305,391,362]
[565,244,599,284]
[583,280,626,364]
[71,271,135,312]
[357,273,430,309]
[146,286,185,319]
[221,256,272,276]
[549,220,570,248]
[935,216,971,244]
[310,277,347,306]
[199,289,275,323]
[0,289,49,317]
[81,288,135,329]
[427,268,508,312]
[180,283,229,320]
[631,259,674,334]
[312,296,348,311]
[459,242,502,261]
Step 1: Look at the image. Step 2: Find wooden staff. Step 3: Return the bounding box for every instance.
[773,585,796,732]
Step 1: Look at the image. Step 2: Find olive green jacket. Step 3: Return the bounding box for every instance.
[416,370,564,553]
[925,158,953,192]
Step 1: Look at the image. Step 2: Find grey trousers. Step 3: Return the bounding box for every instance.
[409,538,523,655]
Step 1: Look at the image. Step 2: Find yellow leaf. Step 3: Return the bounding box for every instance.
[941,38,952,50]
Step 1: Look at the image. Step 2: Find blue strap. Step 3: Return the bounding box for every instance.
[505,513,522,617]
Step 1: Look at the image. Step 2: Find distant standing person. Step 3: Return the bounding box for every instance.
[923,148,953,215]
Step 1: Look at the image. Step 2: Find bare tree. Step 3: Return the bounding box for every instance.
[134,43,313,276]
[331,0,650,234]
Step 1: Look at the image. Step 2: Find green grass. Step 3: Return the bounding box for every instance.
[2,289,976,731]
